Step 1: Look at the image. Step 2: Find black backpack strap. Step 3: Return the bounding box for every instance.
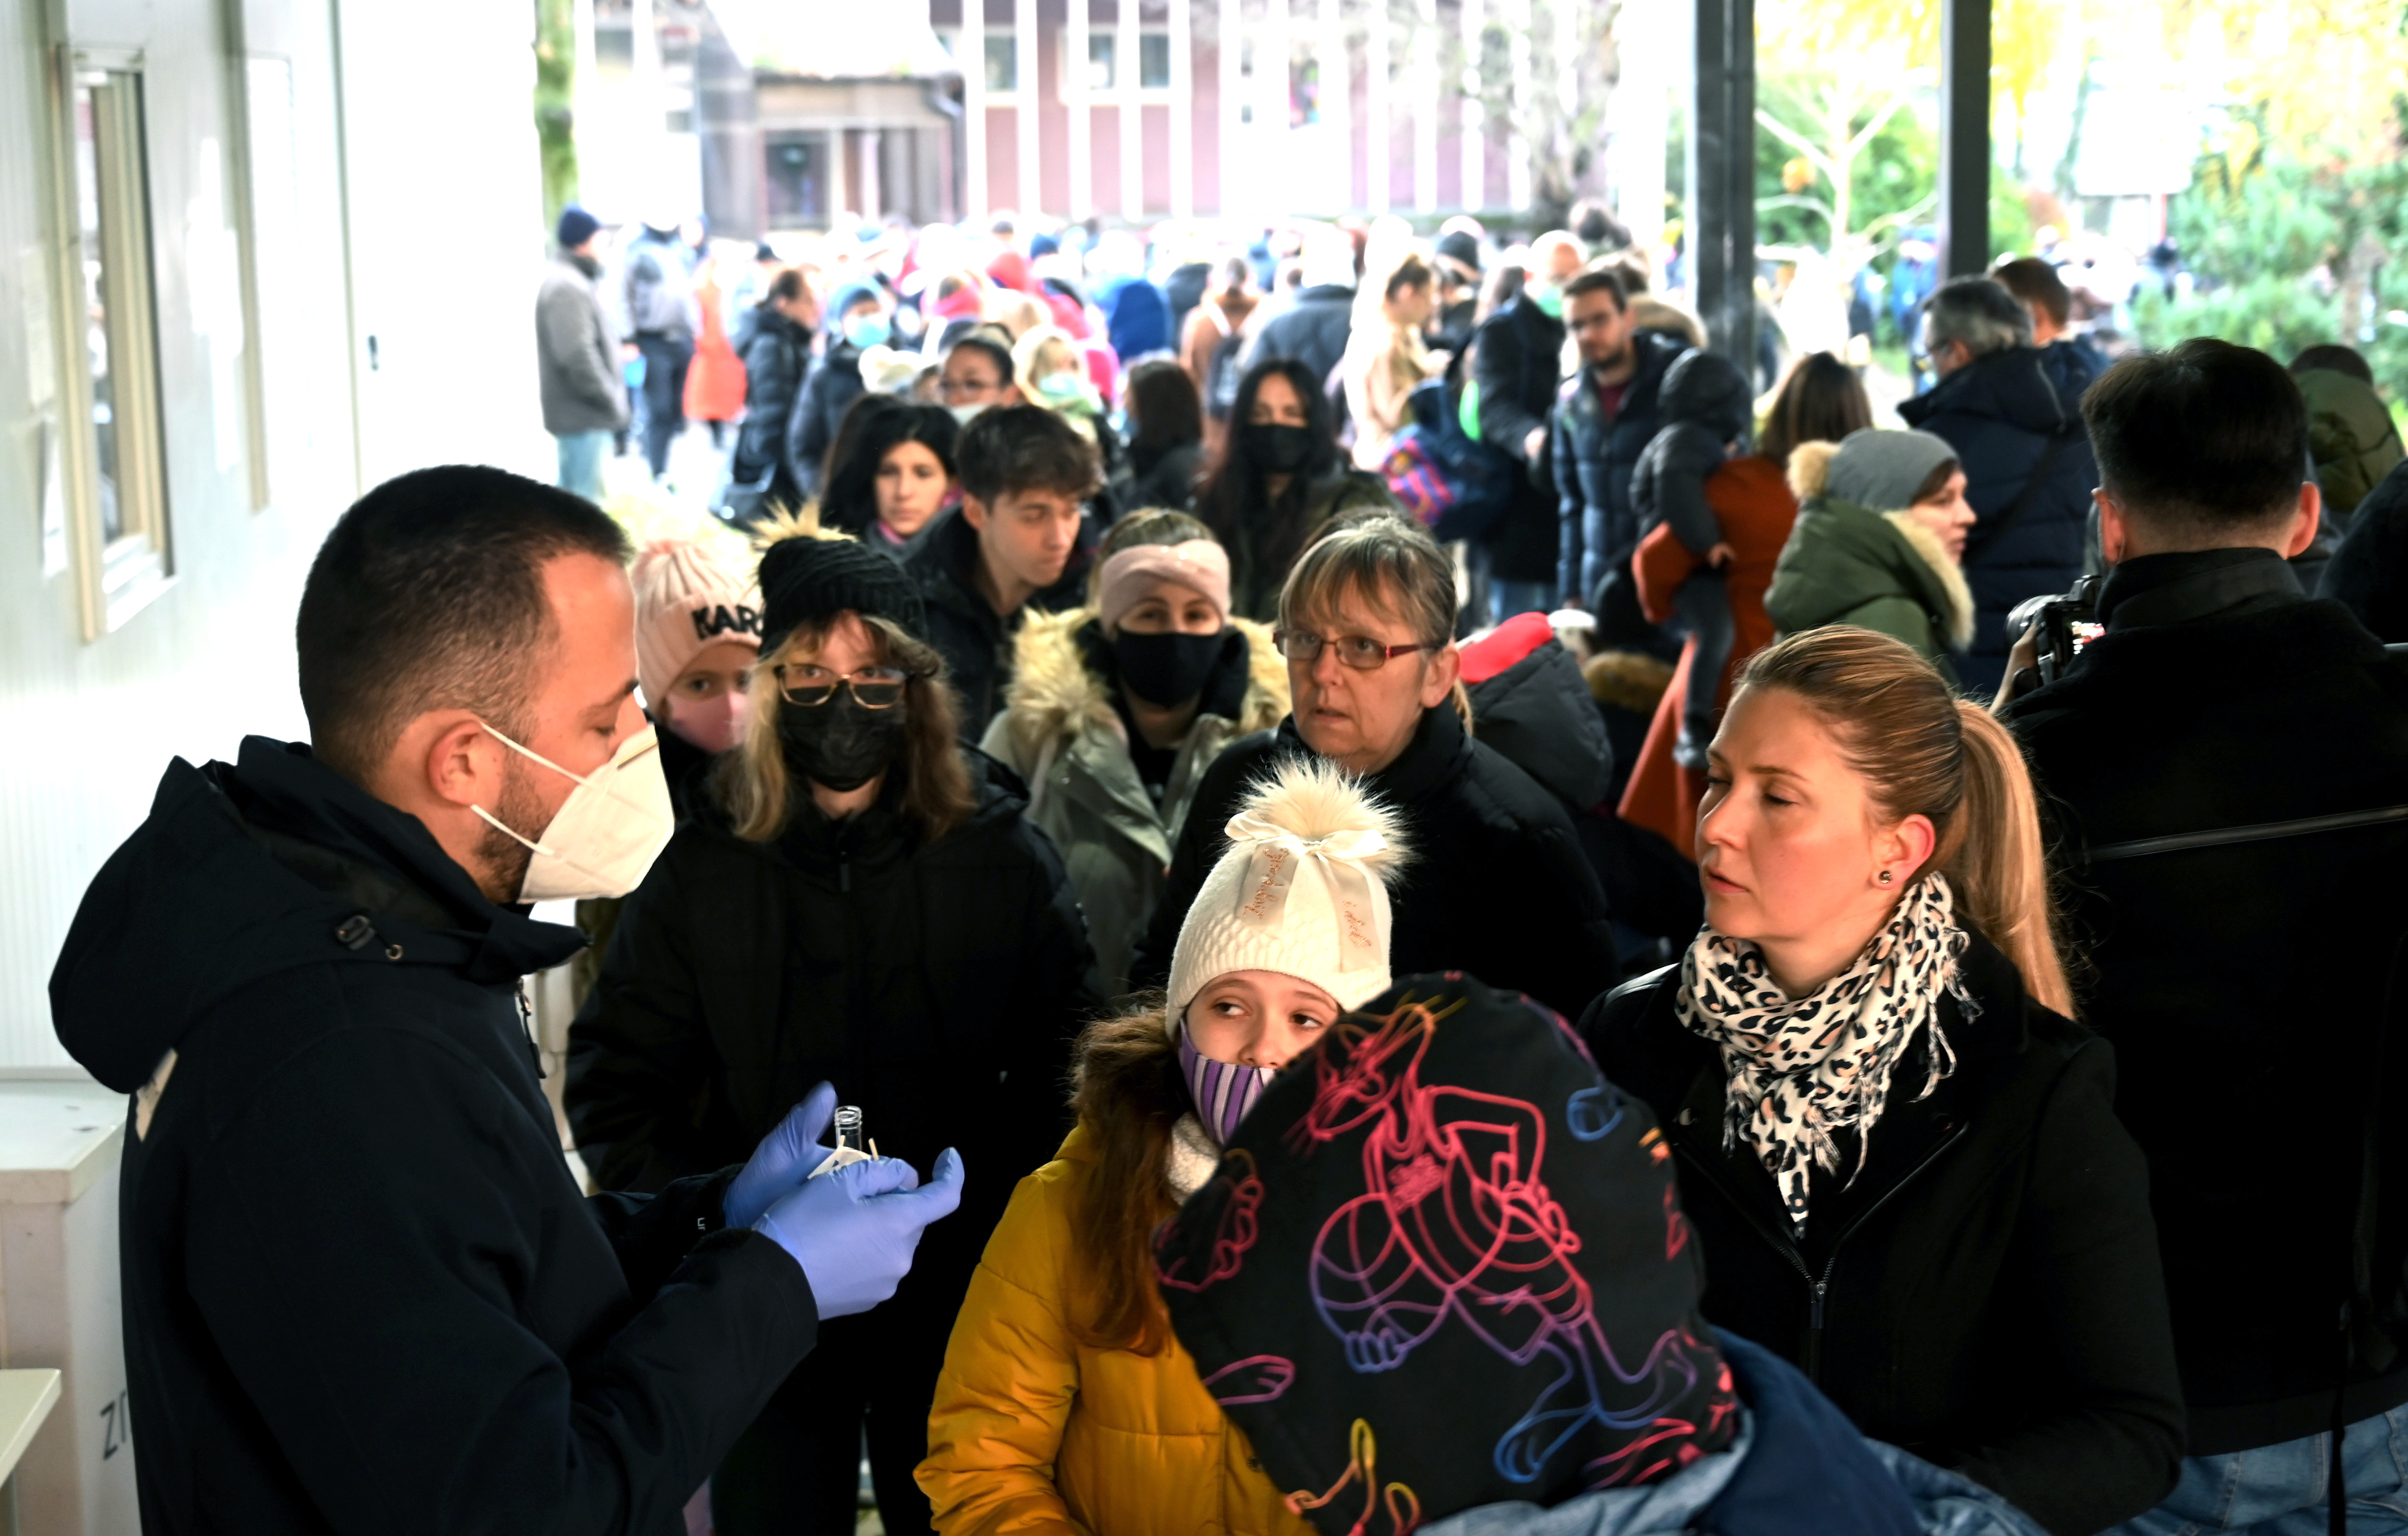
[1964,424,2082,562]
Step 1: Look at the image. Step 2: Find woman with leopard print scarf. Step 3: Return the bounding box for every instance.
[1580,627,2184,1536]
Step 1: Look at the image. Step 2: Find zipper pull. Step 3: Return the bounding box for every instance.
[1810,1280,1827,1332]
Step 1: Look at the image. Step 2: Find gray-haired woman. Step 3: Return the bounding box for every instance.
[1128,513,1618,1017]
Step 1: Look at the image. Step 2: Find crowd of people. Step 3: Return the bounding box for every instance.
[50,194,2408,1536]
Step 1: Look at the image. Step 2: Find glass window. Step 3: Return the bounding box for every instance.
[1139,32,1171,90]
[1088,32,1116,92]
[984,34,1017,93]
[62,59,170,634]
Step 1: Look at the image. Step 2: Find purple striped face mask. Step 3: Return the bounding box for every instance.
[1176,1017,1280,1147]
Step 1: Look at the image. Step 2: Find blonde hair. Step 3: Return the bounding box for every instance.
[1736,627,2072,1016]
[1279,514,1475,729]
[1012,324,1083,397]
[721,613,976,845]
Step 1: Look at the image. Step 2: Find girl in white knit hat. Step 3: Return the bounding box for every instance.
[629,534,762,813]
[917,757,1406,1536]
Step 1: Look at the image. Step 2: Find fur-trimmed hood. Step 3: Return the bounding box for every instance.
[1783,442,1973,649]
[992,608,1288,761]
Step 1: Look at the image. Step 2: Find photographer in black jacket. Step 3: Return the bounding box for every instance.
[2002,339,2408,1533]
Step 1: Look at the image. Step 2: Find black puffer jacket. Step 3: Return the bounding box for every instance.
[1582,933,2186,1536]
[1471,296,1574,586]
[786,342,866,498]
[566,752,1104,1240]
[2319,454,2408,640]
[1128,705,1618,1017]
[903,507,1095,736]
[1246,282,1358,390]
[734,305,813,500]
[1551,329,1693,604]
[1630,350,1754,555]
[1896,347,2097,695]
[2007,548,2408,1454]
[52,739,814,1536]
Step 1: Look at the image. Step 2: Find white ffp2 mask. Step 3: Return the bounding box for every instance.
[470,722,675,902]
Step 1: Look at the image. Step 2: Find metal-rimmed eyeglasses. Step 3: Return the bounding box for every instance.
[773,663,912,708]
[1271,629,1444,670]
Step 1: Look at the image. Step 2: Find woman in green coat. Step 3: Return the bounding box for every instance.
[1765,428,1976,683]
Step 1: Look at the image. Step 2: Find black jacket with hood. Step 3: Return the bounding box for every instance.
[1246,282,1358,391]
[1582,933,2186,1536]
[1630,350,1756,556]
[50,738,816,1536]
[1127,705,1618,1018]
[565,751,1105,1302]
[903,507,1095,737]
[1471,296,1576,587]
[1896,346,2098,695]
[2006,548,2408,1453]
[733,304,814,499]
[787,341,866,499]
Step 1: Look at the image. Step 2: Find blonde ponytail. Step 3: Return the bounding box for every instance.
[1735,628,2072,1017]
[1949,702,2071,1016]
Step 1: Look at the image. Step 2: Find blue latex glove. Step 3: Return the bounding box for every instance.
[724,1082,838,1232]
[752,1148,967,1318]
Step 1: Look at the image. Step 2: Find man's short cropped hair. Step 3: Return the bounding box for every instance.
[296,465,632,780]
[2083,338,2309,536]
[1922,276,2033,359]
[1991,257,2071,329]
[1563,267,1629,308]
[954,403,1103,506]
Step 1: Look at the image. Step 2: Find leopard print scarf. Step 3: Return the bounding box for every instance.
[1676,872,1970,1236]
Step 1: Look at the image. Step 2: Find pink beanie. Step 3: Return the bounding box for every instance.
[1097,540,1233,633]
[632,537,763,709]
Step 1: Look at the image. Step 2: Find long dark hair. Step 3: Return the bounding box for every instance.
[1195,356,1342,588]
[1758,352,1874,467]
[1124,359,1203,471]
[819,395,959,536]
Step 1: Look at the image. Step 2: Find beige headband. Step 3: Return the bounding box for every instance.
[1097,540,1232,632]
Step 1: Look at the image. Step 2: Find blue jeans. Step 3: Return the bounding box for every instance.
[1489,578,1555,626]
[555,429,611,501]
[2112,1405,2408,1536]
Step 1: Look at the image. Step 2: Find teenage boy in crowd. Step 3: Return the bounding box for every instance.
[906,403,1101,733]
[2002,340,2408,1534]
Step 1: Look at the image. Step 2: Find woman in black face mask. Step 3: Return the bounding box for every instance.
[982,511,1289,992]
[566,529,1105,1536]
[1193,356,1401,619]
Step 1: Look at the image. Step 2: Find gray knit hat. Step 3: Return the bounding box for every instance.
[1824,428,1960,512]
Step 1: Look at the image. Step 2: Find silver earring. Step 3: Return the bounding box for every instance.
[1879,870,1894,884]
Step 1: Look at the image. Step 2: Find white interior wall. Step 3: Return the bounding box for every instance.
[0,0,549,1068]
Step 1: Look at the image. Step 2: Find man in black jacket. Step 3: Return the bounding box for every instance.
[2004,340,2408,1532]
[906,404,1099,734]
[1471,232,1581,622]
[49,467,961,1536]
[1899,276,2097,696]
[1129,517,1617,1018]
[1549,265,1691,617]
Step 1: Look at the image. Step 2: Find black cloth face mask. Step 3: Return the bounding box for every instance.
[1242,422,1316,475]
[777,695,909,793]
[1113,628,1227,708]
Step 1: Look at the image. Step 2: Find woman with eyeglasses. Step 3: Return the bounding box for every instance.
[1127,514,1618,1019]
[567,530,1105,1536]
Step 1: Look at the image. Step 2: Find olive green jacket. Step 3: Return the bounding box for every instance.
[1766,495,1975,683]
[980,609,1289,995]
[2297,367,2405,522]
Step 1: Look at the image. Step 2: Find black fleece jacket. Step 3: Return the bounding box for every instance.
[1582,934,2185,1535]
[1128,705,1618,1018]
[49,738,816,1536]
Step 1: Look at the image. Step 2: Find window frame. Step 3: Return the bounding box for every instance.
[1058,26,1174,103]
[44,45,174,639]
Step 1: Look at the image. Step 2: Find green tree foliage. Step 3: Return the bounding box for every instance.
[533,0,578,236]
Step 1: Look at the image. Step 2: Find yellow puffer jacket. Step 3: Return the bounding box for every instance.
[918,1123,1313,1536]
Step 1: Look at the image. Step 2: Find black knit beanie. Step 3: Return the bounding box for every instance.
[756,535,927,653]
[1156,973,1736,1533]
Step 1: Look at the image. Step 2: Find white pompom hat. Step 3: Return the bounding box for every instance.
[1166,757,1410,1023]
